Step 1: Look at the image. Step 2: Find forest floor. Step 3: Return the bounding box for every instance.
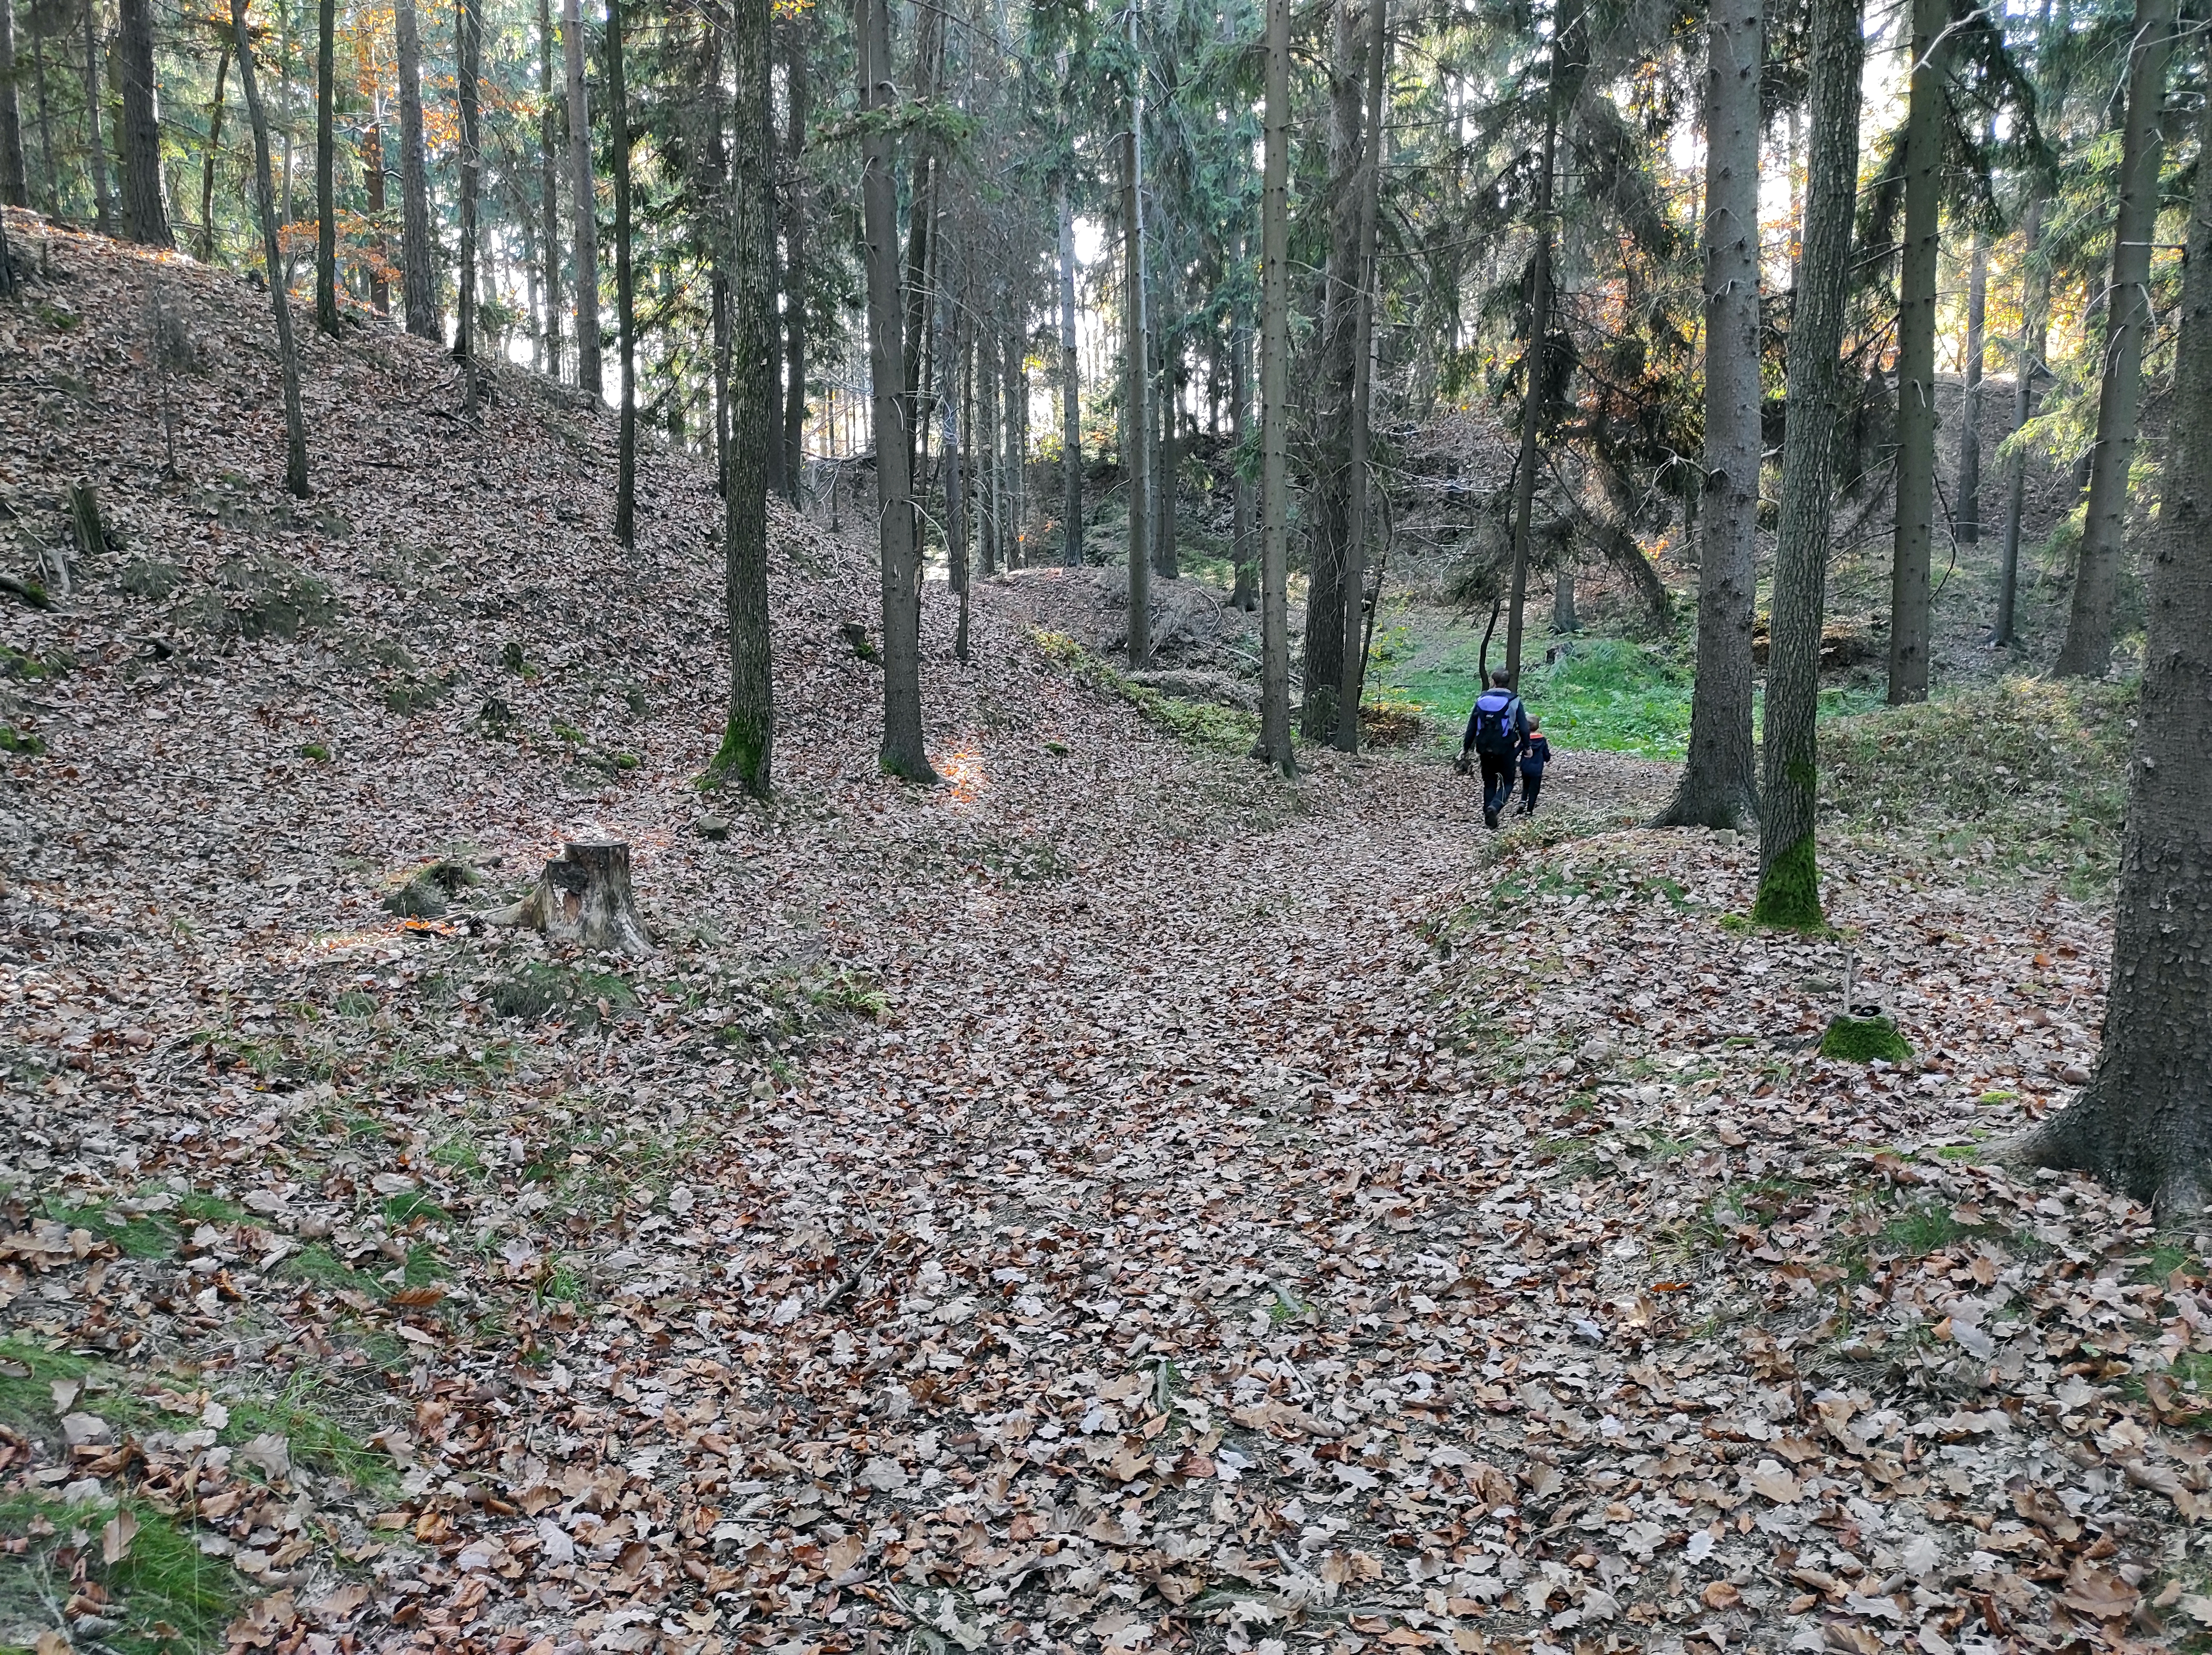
[0,219,2202,1655]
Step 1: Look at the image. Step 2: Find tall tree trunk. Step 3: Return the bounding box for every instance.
[1505,0,1579,688]
[313,0,336,327]
[970,327,993,578]
[1011,328,1028,561]
[361,115,388,311]
[1059,179,1083,565]
[780,15,807,500]
[711,0,774,796]
[1300,0,1364,738]
[536,0,562,379]
[978,330,1000,575]
[197,43,229,263]
[1997,192,2046,646]
[1656,0,1761,825]
[0,0,27,208]
[116,0,163,241]
[230,0,308,498]
[1955,225,1988,542]
[2013,87,2212,1216]
[1230,300,1255,609]
[1333,0,1387,753]
[82,0,112,234]
[396,0,436,337]
[1155,333,1177,579]
[857,0,931,781]
[943,287,969,660]
[34,26,56,218]
[2055,0,2174,677]
[1885,0,1949,705]
[900,0,942,487]
[1122,112,1150,667]
[564,0,601,394]
[609,0,635,541]
[1751,0,1861,927]
[457,0,483,409]
[1256,0,1294,774]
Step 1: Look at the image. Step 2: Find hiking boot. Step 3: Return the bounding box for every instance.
[1484,805,1499,829]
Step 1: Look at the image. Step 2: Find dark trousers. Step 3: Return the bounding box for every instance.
[1479,754,1517,818]
[1520,770,1544,813]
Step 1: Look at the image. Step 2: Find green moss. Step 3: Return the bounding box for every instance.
[703,715,769,797]
[297,740,331,762]
[1820,1015,1914,1064]
[0,726,46,756]
[487,961,636,1028]
[0,644,72,681]
[1751,834,1823,930]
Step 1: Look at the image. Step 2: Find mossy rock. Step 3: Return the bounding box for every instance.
[380,858,480,919]
[1820,1014,1913,1064]
[118,557,185,599]
[174,553,342,641]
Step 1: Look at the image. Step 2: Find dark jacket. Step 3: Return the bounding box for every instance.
[1520,734,1551,776]
[1462,690,1529,757]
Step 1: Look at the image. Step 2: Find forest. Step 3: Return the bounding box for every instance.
[1,0,2212,1644]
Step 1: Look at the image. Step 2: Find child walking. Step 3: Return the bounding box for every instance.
[1518,719,1551,814]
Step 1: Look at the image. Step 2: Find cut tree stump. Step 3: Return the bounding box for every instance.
[486,839,653,955]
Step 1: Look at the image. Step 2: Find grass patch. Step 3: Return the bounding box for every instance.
[0,1491,247,1655]
[1820,1015,1913,1063]
[43,1198,178,1259]
[486,961,637,1028]
[220,1371,396,1493]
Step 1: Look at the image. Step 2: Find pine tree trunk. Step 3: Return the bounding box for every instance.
[609,0,635,542]
[536,0,562,380]
[942,288,969,661]
[0,0,27,209]
[1996,190,2046,647]
[1155,341,1178,580]
[1955,225,1987,543]
[1011,337,1028,562]
[2055,0,2174,678]
[858,0,932,781]
[33,25,52,219]
[1059,180,1083,566]
[229,0,309,499]
[457,0,483,409]
[1751,0,1860,928]
[1122,113,1150,667]
[564,0,602,394]
[1884,0,1948,705]
[198,45,229,264]
[978,331,999,575]
[780,16,807,501]
[711,0,774,796]
[82,0,112,235]
[2013,88,2212,1216]
[1333,0,1387,754]
[1256,0,1294,774]
[1230,303,1255,610]
[396,0,437,338]
[1656,0,1761,827]
[313,0,337,328]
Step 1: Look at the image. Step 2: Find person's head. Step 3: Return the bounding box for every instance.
[1527,719,1540,735]
[1490,669,1510,688]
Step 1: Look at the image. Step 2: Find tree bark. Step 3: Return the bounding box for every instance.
[609,0,635,541]
[711,0,773,797]
[564,0,602,394]
[536,0,562,379]
[1230,296,1255,610]
[82,0,112,235]
[1333,0,1387,753]
[34,25,56,219]
[457,0,484,409]
[942,286,969,661]
[1122,113,1151,667]
[1060,179,1083,565]
[858,0,932,781]
[780,15,807,501]
[1955,225,1988,543]
[1655,0,1761,827]
[0,0,22,209]
[1751,0,1860,928]
[230,0,309,499]
[2013,88,2212,1216]
[396,0,437,338]
[1885,0,1947,705]
[2055,0,2174,678]
[1996,192,2045,647]
[198,43,230,264]
[115,0,167,245]
[1256,0,1294,774]
[313,0,337,328]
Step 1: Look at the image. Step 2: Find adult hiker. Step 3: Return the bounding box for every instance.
[1456,669,1530,830]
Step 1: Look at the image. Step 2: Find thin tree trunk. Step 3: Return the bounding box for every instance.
[969,326,992,578]
[1122,113,1150,667]
[537,0,562,379]
[1751,0,1861,927]
[1333,0,1387,753]
[0,0,27,208]
[230,0,309,498]
[1997,190,2046,646]
[609,0,635,540]
[1656,0,1761,826]
[900,0,942,487]
[780,16,807,500]
[396,0,436,337]
[2055,0,2174,677]
[564,0,602,394]
[711,0,774,796]
[943,286,969,661]
[198,43,230,263]
[858,0,931,781]
[1885,0,1949,704]
[1256,0,1294,774]
[457,0,483,409]
[34,27,55,218]
[2013,87,2212,1216]
[1060,179,1082,565]
[313,0,336,327]
[978,329,999,575]
[1956,225,1988,542]
[1230,299,1255,609]
[82,0,112,234]
[1154,328,1177,579]
[361,113,387,311]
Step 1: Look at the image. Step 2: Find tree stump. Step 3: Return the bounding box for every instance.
[488,839,653,955]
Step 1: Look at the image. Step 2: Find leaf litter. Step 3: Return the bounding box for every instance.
[0,217,2203,1655]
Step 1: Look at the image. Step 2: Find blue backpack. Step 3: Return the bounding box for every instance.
[1472,691,1522,756]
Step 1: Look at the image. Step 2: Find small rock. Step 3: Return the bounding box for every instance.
[695,815,731,842]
